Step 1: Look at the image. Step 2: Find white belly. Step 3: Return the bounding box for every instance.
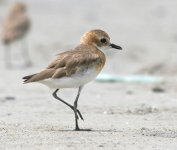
[39,68,99,89]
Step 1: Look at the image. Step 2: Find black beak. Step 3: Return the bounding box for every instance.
[110,43,122,50]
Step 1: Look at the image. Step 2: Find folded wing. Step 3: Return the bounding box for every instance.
[23,45,100,83]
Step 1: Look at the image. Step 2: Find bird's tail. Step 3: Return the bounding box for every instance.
[22,74,36,83]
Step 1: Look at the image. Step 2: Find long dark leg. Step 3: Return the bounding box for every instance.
[4,44,11,68]
[52,89,84,120]
[74,86,82,131]
[21,38,32,67]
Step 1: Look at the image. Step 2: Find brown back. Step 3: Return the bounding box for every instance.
[23,44,106,83]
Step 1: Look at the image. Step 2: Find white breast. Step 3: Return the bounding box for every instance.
[39,67,99,89]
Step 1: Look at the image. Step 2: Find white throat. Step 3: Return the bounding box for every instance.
[96,45,111,54]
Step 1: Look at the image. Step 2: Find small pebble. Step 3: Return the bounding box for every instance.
[126,90,133,95]
[5,96,15,100]
[152,87,165,93]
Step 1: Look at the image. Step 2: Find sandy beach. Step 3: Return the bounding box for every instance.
[0,0,177,149]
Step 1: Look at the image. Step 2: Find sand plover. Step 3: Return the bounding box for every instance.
[1,2,31,68]
[23,29,122,131]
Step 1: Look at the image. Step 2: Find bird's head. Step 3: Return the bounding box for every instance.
[10,2,27,14]
[80,29,122,50]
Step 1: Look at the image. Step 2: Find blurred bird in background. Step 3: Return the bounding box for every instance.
[1,2,31,68]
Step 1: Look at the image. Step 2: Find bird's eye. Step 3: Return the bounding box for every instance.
[100,38,107,43]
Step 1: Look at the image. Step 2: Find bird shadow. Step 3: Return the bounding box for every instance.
[45,128,121,133]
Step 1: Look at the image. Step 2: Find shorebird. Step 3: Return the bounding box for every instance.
[1,2,31,68]
[23,29,122,131]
